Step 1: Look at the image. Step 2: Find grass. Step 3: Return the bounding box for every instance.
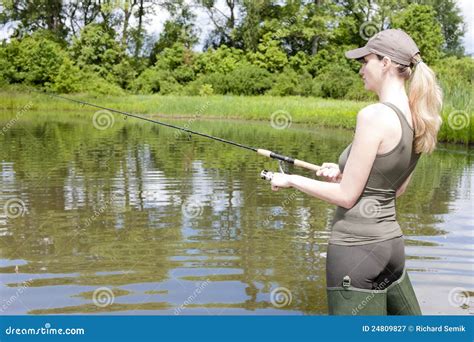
[0,87,471,144]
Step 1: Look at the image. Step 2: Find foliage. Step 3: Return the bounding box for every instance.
[391,4,445,64]
[0,0,470,113]
[312,64,360,99]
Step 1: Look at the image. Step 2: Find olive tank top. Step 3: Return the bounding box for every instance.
[329,102,421,246]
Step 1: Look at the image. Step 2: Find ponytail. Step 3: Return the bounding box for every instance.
[407,54,443,154]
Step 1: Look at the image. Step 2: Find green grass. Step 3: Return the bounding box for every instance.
[0,88,471,144]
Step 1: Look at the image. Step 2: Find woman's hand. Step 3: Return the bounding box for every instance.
[270,173,292,191]
[316,163,342,183]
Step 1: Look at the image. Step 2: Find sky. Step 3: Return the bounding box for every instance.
[457,0,473,55]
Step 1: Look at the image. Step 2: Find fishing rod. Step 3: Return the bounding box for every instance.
[32,89,322,179]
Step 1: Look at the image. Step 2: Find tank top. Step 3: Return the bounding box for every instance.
[329,102,421,246]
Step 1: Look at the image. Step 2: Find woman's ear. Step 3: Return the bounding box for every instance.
[382,56,392,71]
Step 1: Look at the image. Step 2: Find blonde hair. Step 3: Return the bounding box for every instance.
[395,54,443,154]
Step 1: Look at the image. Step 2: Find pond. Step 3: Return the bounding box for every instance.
[0,108,472,315]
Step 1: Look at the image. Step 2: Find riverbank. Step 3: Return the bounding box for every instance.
[0,89,472,144]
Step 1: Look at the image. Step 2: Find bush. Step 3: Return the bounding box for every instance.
[3,33,66,86]
[199,84,214,96]
[268,68,313,96]
[78,71,126,96]
[130,68,180,94]
[195,45,245,74]
[226,63,272,95]
[51,57,82,93]
[184,73,229,95]
[0,42,17,85]
[312,64,360,99]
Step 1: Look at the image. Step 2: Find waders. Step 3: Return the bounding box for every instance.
[327,269,421,315]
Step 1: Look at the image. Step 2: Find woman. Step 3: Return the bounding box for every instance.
[269,29,442,315]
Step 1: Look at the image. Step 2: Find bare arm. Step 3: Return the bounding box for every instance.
[274,105,384,209]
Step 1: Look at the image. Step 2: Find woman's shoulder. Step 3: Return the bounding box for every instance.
[356,103,390,125]
[357,103,399,128]
[359,103,393,115]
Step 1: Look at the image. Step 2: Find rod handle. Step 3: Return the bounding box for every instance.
[294,159,321,172]
[256,149,272,158]
[257,149,321,172]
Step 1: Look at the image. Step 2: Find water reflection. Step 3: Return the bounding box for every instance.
[0,111,472,315]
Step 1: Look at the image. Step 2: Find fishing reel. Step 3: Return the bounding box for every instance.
[260,160,287,182]
[260,169,274,181]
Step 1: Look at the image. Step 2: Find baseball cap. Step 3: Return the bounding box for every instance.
[345,29,420,66]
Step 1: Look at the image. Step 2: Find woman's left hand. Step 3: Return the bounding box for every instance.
[270,173,292,191]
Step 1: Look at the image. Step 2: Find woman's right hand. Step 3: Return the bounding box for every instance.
[316,163,342,183]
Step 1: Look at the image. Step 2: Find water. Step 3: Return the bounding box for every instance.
[0,110,472,315]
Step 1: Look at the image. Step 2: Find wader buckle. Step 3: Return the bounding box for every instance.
[342,275,351,288]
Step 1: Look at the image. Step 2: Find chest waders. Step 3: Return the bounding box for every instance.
[327,269,421,315]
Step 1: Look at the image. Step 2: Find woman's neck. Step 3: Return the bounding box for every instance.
[377,78,408,104]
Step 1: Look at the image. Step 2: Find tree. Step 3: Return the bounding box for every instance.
[149,0,198,65]
[249,33,288,73]
[391,4,445,64]
[62,0,101,38]
[196,0,242,49]
[70,24,124,79]
[409,0,465,56]
[2,31,66,86]
[0,0,68,42]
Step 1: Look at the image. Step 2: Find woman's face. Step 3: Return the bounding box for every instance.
[359,54,384,92]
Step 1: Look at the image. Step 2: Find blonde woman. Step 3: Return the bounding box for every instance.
[269,29,442,315]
